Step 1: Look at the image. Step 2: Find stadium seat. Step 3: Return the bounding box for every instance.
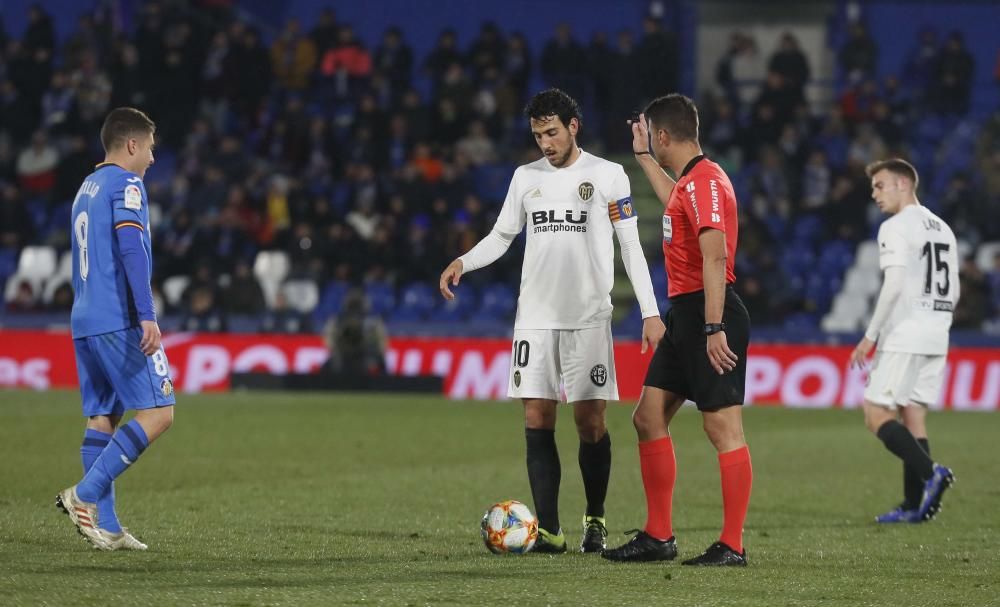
[41,254,74,304]
[428,285,477,322]
[3,272,43,306]
[282,279,319,313]
[975,241,1000,273]
[396,282,437,321]
[477,283,517,319]
[17,245,58,280]
[162,275,190,308]
[364,281,396,317]
[253,251,291,307]
[311,280,350,325]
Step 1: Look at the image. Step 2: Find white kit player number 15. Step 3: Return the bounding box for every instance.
[920,242,950,298]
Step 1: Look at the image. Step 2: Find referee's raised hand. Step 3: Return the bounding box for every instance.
[707,331,738,375]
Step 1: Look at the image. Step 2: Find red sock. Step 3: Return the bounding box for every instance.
[639,437,676,540]
[718,446,752,553]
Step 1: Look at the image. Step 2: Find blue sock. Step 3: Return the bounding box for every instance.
[80,429,122,533]
[77,420,149,504]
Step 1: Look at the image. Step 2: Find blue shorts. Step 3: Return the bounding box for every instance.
[74,326,176,417]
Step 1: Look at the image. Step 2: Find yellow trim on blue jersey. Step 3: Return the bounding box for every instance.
[114,221,144,231]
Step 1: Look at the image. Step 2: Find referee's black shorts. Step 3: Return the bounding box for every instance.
[643,285,750,411]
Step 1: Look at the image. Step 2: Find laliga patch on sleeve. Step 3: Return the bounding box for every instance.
[124,184,142,210]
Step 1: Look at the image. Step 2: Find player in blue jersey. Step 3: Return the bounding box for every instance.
[56,107,175,551]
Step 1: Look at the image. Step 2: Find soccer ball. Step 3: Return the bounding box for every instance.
[480,500,538,554]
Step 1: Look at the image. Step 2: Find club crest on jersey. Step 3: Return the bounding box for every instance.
[513,370,521,387]
[590,364,607,387]
[577,181,595,202]
[124,184,142,210]
[160,377,174,397]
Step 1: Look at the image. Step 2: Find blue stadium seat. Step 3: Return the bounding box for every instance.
[428,285,478,322]
[144,147,177,186]
[365,281,396,317]
[476,283,517,319]
[472,164,516,203]
[395,282,436,321]
[312,280,351,324]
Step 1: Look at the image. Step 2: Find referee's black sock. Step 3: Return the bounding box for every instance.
[578,432,611,519]
[876,421,934,481]
[903,438,931,510]
[525,428,561,533]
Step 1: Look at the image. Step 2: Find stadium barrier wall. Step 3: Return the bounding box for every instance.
[0,329,997,410]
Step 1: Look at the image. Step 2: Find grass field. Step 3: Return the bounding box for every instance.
[1,390,998,606]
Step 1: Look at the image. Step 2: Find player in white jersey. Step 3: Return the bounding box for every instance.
[439,89,664,553]
[850,158,957,524]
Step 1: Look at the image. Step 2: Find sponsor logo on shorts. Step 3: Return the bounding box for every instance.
[577,181,595,202]
[513,370,521,387]
[160,377,174,397]
[590,364,607,387]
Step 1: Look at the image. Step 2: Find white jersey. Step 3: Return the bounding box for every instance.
[488,151,636,330]
[876,204,958,355]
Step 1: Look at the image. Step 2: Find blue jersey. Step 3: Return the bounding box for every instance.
[70,163,153,338]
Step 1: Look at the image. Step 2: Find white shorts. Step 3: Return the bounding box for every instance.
[864,351,946,408]
[507,323,619,403]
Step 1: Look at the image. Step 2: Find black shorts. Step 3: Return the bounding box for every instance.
[643,285,750,411]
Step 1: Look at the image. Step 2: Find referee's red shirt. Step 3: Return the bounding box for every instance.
[662,156,738,297]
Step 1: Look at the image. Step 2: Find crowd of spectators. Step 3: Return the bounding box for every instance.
[0,2,998,332]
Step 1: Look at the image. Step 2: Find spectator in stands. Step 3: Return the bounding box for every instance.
[271,19,317,92]
[40,70,78,135]
[0,79,38,145]
[541,23,586,103]
[318,25,372,98]
[222,259,265,316]
[504,32,532,103]
[839,21,878,83]
[987,252,1000,319]
[53,135,94,203]
[455,119,497,166]
[180,285,228,333]
[423,29,462,91]
[953,256,988,329]
[929,31,974,116]
[323,288,387,375]
[374,26,413,100]
[6,278,38,312]
[768,32,811,99]
[901,28,939,102]
[309,8,338,56]
[0,183,33,249]
[801,149,832,210]
[636,16,678,101]
[16,130,58,196]
[49,281,73,312]
[259,291,312,334]
[466,21,504,83]
[23,4,55,58]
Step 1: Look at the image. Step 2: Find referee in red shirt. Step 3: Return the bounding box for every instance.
[602,94,752,566]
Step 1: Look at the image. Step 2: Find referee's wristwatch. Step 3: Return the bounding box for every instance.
[703,322,726,336]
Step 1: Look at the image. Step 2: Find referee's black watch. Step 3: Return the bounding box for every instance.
[703,322,726,336]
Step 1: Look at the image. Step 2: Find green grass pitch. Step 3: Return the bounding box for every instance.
[1,390,997,606]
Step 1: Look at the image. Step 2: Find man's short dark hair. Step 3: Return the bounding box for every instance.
[100,107,155,153]
[865,158,920,191]
[644,93,699,142]
[524,88,582,128]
